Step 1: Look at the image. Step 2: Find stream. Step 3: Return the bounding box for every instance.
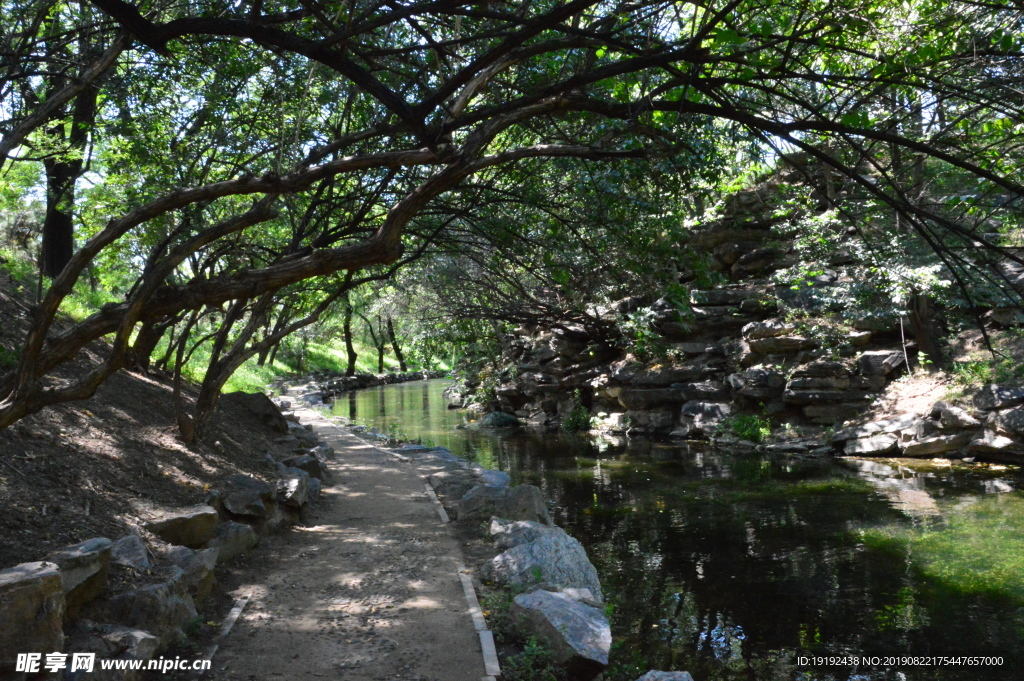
[332,379,1024,681]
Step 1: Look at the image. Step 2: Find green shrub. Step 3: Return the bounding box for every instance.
[719,413,772,443]
[562,389,591,431]
[501,637,563,681]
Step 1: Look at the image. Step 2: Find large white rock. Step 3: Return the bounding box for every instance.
[510,590,611,680]
[481,526,602,601]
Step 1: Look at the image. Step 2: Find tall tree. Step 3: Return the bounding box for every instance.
[0,0,1021,432]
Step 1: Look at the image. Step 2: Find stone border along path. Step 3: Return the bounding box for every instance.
[207,394,494,681]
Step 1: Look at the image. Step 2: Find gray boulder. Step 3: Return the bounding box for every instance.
[832,413,922,441]
[742,319,793,339]
[490,518,559,551]
[280,453,329,480]
[617,388,681,410]
[478,411,521,428]
[0,562,65,676]
[310,442,335,459]
[64,621,159,681]
[222,391,289,434]
[457,484,552,525]
[844,434,899,456]
[677,401,732,437]
[277,469,310,508]
[510,590,611,680]
[144,505,219,548]
[991,407,1024,436]
[205,521,259,563]
[675,381,730,402]
[481,526,602,601]
[803,403,867,425]
[477,468,512,488]
[973,384,1024,411]
[728,368,786,400]
[428,469,478,502]
[937,405,980,430]
[857,350,904,376]
[636,673,695,681]
[793,360,851,378]
[179,549,218,602]
[783,389,870,405]
[111,534,151,571]
[222,474,276,519]
[748,335,816,353]
[900,431,974,457]
[100,568,196,650]
[967,431,1024,463]
[48,537,112,616]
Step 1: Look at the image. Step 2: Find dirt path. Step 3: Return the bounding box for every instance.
[208,399,486,681]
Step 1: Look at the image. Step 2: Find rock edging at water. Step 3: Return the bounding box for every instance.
[375,435,693,681]
[274,369,448,406]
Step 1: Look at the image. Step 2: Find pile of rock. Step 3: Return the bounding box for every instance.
[315,369,447,401]
[463,302,913,438]
[0,395,334,678]
[832,390,1024,463]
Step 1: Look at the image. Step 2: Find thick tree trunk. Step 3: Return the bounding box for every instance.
[40,85,97,278]
[386,316,407,371]
[127,320,167,372]
[909,293,944,369]
[376,314,385,372]
[343,303,357,376]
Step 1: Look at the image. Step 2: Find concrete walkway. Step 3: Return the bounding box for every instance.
[209,401,486,681]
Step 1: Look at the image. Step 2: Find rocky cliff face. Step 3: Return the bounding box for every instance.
[453,171,1024,465]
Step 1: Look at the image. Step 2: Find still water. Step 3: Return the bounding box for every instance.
[333,379,1024,681]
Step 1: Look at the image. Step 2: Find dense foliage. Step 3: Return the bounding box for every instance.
[0,0,1023,434]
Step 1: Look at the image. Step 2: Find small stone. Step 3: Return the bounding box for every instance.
[636,673,695,681]
[111,533,151,571]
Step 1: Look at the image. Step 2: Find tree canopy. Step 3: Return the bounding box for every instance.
[0,0,1022,431]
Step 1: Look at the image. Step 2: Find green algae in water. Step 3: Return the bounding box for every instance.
[860,492,1024,601]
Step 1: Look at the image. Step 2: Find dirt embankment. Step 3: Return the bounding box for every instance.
[0,361,291,571]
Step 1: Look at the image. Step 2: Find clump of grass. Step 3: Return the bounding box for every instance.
[501,637,563,681]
